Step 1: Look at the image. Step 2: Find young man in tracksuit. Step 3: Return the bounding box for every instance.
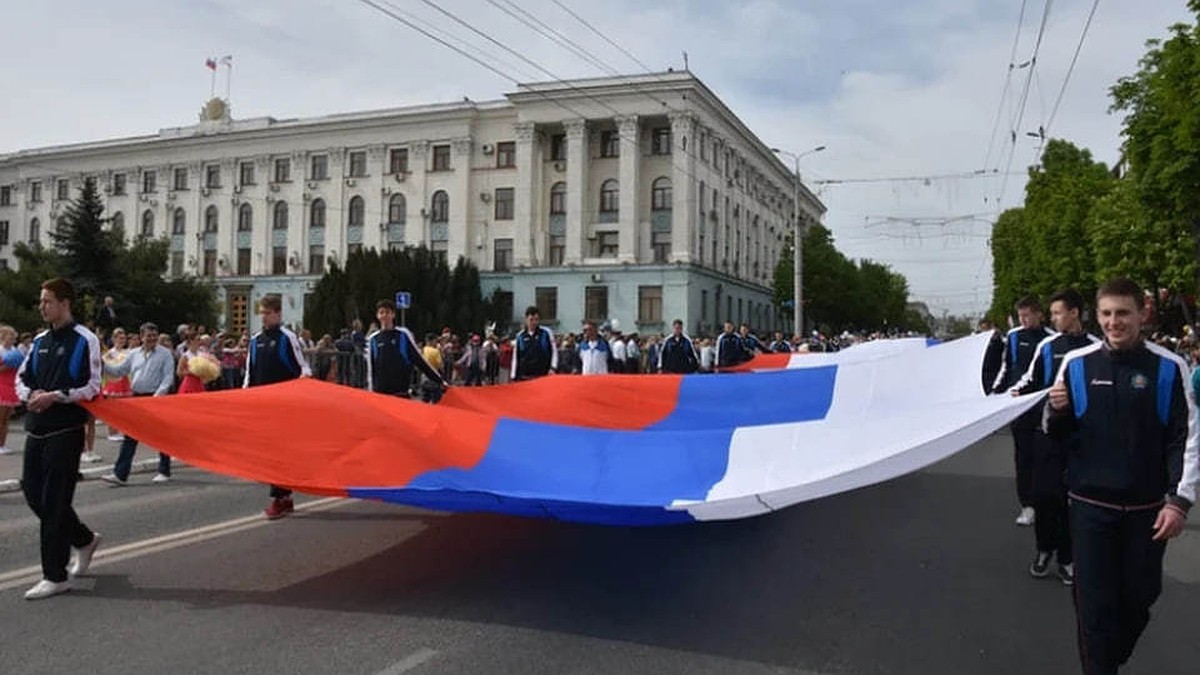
[511,306,556,381]
[16,278,103,600]
[993,295,1056,526]
[659,319,699,374]
[715,321,747,371]
[1045,278,1197,675]
[244,294,311,520]
[365,300,446,396]
[1010,289,1100,585]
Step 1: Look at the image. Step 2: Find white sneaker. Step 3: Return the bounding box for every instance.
[80,451,103,463]
[68,533,101,577]
[99,473,127,487]
[0,446,10,455]
[1015,506,1036,526]
[24,579,70,600]
[151,473,170,484]
[106,434,124,442]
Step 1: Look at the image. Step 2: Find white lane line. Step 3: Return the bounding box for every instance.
[0,496,349,591]
[373,648,440,675]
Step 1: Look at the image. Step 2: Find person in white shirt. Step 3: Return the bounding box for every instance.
[609,330,627,372]
[577,321,611,375]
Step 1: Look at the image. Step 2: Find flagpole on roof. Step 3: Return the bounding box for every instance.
[207,56,216,99]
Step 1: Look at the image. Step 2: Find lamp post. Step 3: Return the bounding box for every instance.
[771,145,825,338]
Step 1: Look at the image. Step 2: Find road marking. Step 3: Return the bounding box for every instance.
[0,496,349,591]
[373,648,440,675]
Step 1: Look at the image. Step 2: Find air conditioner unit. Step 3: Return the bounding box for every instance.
[394,173,406,183]
[554,161,566,173]
[585,226,598,240]
[302,192,312,202]
[166,191,177,202]
[479,192,491,203]
[139,194,150,202]
[265,194,276,203]
[481,144,495,155]
[269,183,281,192]
[200,188,211,197]
[590,272,603,283]
[306,181,318,189]
[233,185,243,194]
[381,187,391,196]
[345,178,356,187]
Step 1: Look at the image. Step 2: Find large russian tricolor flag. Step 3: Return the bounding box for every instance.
[87,333,1041,526]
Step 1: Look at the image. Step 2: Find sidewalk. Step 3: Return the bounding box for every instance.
[0,427,176,494]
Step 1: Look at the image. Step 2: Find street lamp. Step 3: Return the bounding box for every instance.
[770,145,825,339]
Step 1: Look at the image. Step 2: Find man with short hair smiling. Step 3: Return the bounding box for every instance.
[100,322,176,486]
[1046,278,1198,674]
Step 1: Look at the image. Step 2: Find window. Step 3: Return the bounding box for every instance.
[430,241,446,263]
[597,231,619,258]
[549,134,567,161]
[0,221,8,245]
[308,244,325,275]
[652,231,671,263]
[651,128,672,155]
[430,191,448,223]
[111,173,126,196]
[388,194,406,224]
[30,182,43,203]
[173,168,188,191]
[310,199,326,228]
[57,179,70,201]
[203,250,217,277]
[172,208,186,235]
[494,188,514,220]
[29,217,40,244]
[700,133,708,162]
[273,202,288,230]
[389,148,408,175]
[495,141,515,168]
[600,130,619,158]
[239,162,255,186]
[348,196,365,227]
[204,206,218,233]
[494,238,513,272]
[349,151,367,178]
[0,185,10,205]
[238,203,253,231]
[110,212,124,234]
[584,286,608,323]
[549,182,566,215]
[599,179,619,213]
[310,155,328,181]
[237,248,250,276]
[651,177,672,210]
[432,145,451,171]
[549,235,565,265]
[638,286,663,324]
[205,165,221,189]
[535,287,558,321]
[171,251,184,277]
[0,259,6,271]
[142,171,157,194]
[274,158,290,183]
[272,246,287,275]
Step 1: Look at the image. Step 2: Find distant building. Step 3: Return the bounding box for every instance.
[0,72,824,336]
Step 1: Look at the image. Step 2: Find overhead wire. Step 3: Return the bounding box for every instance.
[996,0,1054,208]
[1043,0,1101,140]
[982,0,1030,171]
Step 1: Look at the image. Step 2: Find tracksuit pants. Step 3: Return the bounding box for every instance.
[1010,408,1040,507]
[1069,497,1165,675]
[1032,432,1071,563]
[22,427,96,583]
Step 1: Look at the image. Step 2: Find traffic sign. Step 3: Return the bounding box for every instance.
[395,291,411,310]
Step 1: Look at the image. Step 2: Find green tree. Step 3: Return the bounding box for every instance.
[50,178,122,299]
[989,207,1031,320]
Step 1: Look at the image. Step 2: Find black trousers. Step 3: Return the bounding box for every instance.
[1032,432,1071,563]
[22,427,95,583]
[1070,499,1165,675]
[1010,408,1040,507]
[270,485,292,499]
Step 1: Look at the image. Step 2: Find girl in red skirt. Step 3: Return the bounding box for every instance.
[0,325,23,455]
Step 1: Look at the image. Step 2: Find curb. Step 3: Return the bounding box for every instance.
[0,457,172,494]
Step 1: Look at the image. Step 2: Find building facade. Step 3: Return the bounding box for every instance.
[0,73,824,337]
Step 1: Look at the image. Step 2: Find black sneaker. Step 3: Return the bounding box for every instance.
[1057,562,1075,586]
[1029,552,1052,578]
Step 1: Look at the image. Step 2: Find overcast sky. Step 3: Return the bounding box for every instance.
[1,0,1191,316]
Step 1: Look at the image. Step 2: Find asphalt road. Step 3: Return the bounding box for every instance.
[1,431,1198,675]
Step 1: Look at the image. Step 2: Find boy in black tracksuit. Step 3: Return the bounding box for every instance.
[245,294,311,520]
[1011,289,1099,584]
[16,278,103,600]
[1045,279,1197,675]
[365,300,446,396]
[658,319,699,374]
[993,295,1055,526]
[511,306,557,381]
[715,321,747,370]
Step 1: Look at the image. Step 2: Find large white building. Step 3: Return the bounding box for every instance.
[0,72,824,337]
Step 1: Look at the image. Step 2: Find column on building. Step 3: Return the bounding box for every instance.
[669,111,696,264]
[365,145,386,251]
[564,119,588,263]
[253,155,272,275]
[450,137,473,262]
[410,141,429,247]
[219,159,237,273]
[616,114,639,263]
[513,122,536,266]
[326,148,346,267]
